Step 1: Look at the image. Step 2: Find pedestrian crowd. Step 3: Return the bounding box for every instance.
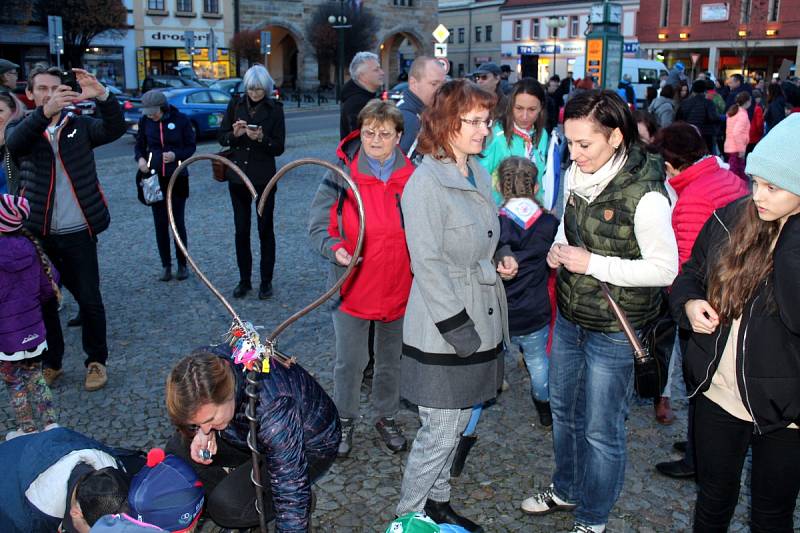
[0,52,800,533]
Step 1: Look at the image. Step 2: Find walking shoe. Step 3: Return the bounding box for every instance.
[232,281,251,299]
[338,418,354,458]
[85,362,108,391]
[6,428,38,441]
[43,367,64,386]
[375,417,407,454]
[175,264,189,280]
[423,499,484,532]
[258,282,273,300]
[159,267,172,282]
[654,396,676,425]
[570,522,606,533]
[533,399,553,428]
[67,312,82,327]
[521,484,576,515]
[655,458,695,479]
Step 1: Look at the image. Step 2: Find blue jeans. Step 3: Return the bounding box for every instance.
[549,312,634,526]
[511,325,550,402]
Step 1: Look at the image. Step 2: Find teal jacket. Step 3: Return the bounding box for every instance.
[478,123,549,206]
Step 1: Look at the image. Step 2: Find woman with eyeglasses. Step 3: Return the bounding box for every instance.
[308,99,415,459]
[521,90,678,533]
[218,64,285,300]
[479,77,549,206]
[395,79,517,533]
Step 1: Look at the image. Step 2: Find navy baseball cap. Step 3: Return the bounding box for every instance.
[128,449,204,533]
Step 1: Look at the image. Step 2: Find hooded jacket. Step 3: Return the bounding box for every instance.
[670,198,800,434]
[724,108,750,154]
[668,156,748,267]
[5,96,126,237]
[307,130,414,321]
[648,95,675,128]
[339,79,377,140]
[133,105,196,198]
[0,235,58,355]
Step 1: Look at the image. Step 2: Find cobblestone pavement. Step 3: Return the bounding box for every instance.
[1,128,796,532]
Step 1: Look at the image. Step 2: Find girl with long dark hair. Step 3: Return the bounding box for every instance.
[671,113,800,532]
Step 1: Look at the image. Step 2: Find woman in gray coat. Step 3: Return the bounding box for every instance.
[396,79,518,532]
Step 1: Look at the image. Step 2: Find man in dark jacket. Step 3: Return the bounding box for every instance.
[6,65,126,392]
[676,80,721,153]
[725,73,753,117]
[397,56,445,160]
[339,51,384,139]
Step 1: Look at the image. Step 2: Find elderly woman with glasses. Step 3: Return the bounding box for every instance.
[308,99,415,459]
[218,64,285,300]
[395,79,518,532]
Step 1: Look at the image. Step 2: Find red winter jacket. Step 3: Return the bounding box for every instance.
[748,104,765,145]
[308,130,414,321]
[668,156,749,268]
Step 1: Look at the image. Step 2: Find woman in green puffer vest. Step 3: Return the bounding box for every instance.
[479,77,549,206]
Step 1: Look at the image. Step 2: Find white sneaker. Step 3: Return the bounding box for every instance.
[521,484,577,515]
[571,523,606,533]
[6,428,38,441]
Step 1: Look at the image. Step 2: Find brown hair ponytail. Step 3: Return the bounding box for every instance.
[707,201,778,323]
[726,92,752,117]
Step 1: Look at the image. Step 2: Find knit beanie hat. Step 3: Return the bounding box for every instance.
[745,113,800,195]
[0,194,30,232]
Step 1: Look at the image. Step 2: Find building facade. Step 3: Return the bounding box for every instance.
[638,0,800,79]
[500,0,642,82]
[237,0,437,90]
[438,0,504,78]
[133,0,236,85]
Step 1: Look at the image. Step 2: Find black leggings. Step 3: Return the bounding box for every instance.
[229,182,276,285]
[165,432,332,528]
[694,395,800,532]
[151,196,187,268]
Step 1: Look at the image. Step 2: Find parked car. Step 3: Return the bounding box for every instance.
[141,75,204,93]
[209,77,242,96]
[124,87,231,138]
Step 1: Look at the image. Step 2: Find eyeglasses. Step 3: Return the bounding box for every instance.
[361,129,396,140]
[460,117,493,128]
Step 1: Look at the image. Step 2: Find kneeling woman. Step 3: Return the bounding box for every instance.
[165,345,340,532]
[671,113,800,532]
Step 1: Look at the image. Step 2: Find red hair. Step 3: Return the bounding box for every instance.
[416,79,496,161]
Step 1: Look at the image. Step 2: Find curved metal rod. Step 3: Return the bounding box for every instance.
[255,158,366,342]
[166,153,257,324]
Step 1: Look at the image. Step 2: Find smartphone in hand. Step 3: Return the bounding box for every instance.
[246,124,259,130]
[60,71,80,92]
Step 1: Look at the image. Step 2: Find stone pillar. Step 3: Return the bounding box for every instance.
[708,46,719,78]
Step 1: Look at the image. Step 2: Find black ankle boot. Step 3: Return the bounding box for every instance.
[533,399,553,427]
[159,267,172,282]
[423,500,483,532]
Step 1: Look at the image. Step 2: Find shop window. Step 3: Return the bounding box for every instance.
[768,0,779,21]
[513,19,522,41]
[448,28,453,44]
[570,15,579,37]
[740,0,751,23]
[531,18,540,39]
[203,0,219,14]
[177,0,192,13]
[681,0,691,25]
[458,27,464,43]
[485,25,493,42]
[475,26,481,42]
[147,0,165,10]
[659,0,669,27]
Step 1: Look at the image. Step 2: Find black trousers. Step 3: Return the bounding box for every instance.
[694,395,800,533]
[166,432,333,529]
[151,196,187,268]
[228,181,276,286]
[41,230,107,369]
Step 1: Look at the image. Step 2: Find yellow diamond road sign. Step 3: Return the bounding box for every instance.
[433,24,450,44]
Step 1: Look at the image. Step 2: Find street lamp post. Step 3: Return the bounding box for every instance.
[328,0,351,103]
[545,17,567,79]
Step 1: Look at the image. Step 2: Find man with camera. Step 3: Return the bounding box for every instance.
[5,65,126,392]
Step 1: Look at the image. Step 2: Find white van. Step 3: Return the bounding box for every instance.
[571,57,668,105]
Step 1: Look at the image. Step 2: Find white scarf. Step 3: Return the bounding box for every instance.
[567,150,628,204]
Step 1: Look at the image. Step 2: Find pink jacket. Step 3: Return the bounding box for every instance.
[669,156,749,268]
[724,108,750,154]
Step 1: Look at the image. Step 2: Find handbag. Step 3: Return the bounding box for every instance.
[211,149,233,182]
[599,282,674,399]
[135,168,164,205]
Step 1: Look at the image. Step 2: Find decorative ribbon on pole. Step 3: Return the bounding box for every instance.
[165,154,366,533]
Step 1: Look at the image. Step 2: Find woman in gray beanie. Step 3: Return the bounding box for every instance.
[669,112,800,532]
